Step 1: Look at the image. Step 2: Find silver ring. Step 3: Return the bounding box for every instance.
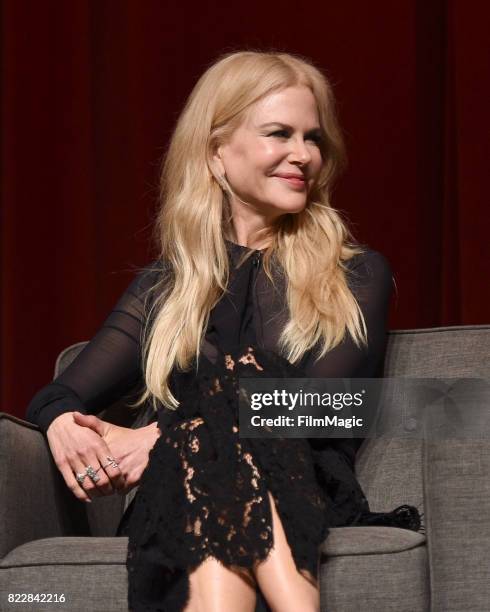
[96,456,119,472]
[105,456,119,469]
[76,472,86,485]
[85,465,100,483]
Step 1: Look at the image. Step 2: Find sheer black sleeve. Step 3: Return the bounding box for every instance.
[303,249,393,465]
[25,262,163,434]
[303,249,393,378]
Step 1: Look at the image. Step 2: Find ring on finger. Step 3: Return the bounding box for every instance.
[97,456,119,472]
[85,465,100,483]
[76,472,87,485]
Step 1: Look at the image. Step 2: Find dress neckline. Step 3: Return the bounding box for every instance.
[224,238,267,253]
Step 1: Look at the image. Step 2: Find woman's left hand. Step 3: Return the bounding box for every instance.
[72,412,161,494]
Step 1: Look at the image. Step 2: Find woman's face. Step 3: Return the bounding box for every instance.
[214,85,324,221]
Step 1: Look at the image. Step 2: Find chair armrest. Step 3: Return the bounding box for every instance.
[0,413,90,559]
[423,438,490,610]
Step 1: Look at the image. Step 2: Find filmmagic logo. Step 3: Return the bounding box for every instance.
[250,414,364,428]
[249,389,366,411]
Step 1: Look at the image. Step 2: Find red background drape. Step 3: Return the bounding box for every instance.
[1,1,489,419]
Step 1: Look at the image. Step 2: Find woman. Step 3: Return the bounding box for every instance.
[27,51,421,612]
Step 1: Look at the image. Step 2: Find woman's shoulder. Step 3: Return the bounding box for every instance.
[121,258,167,305]
[345,247,392,277]
[135,258,166,284]
[344,247,394,298]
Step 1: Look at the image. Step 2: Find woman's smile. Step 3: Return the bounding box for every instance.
[272,173,307,190]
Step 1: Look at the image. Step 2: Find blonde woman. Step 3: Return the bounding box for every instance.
[27,51,422,612]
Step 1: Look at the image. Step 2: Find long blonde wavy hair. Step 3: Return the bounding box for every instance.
[136,50,367,412]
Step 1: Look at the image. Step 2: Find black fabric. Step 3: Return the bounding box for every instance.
[26,241,422,612]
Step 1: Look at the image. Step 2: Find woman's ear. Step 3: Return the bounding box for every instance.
[212,145,226,179]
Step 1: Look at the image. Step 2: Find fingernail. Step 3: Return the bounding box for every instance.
[85,499,92,503]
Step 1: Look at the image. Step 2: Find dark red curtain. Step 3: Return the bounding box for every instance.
[1,0,489,419]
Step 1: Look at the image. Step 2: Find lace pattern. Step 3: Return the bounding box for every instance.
[120,346,328,610]
[119,345,422,611]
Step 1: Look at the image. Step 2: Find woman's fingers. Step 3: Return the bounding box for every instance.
[74,450,119,499]
[47,412,127,501]
[57,458,92,503]
[76,453,126,498]
[77,452,117,497]
[71,415,126,493]
[99,456,126,493]
[72,411,106,436]
[78,430,127,496]
[63,455,123,502]
[73,457,105,499]
[95,451,127,493]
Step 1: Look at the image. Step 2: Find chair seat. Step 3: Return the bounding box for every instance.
[0,531,428,612]
[1,526,426,569]
[0,537,127,568]
[0,538,129,612]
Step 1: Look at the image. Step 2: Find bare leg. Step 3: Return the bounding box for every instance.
[253,492,321,612]
[177,395,319,611]
[184,557,257,612]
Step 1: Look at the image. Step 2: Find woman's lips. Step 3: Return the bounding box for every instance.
[273,175,306,189]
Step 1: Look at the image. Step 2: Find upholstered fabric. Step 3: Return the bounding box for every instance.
[0,414,80,561]
[424,438,490,611]
[321,545,429,612]
[321,526,426,556]
[1,537,128,567]
[1,537,128,612]
[1,530,427,612]
[384,325,490,378]
[2,528,424,568]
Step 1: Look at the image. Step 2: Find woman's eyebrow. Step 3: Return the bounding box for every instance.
[258,121,322,133]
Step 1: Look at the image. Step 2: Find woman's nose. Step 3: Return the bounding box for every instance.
[288,137,312,165]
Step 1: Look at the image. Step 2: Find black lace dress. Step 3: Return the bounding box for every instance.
[26,241,422,612]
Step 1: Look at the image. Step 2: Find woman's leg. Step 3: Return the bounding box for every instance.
[185,558,257,612]
[183,491,320,612]
[177,410,320,611]
[177,417,257,611]
[252,492,321,612]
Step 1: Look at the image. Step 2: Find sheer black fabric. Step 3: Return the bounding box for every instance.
[26,242,422,612]
[26,242,390,435]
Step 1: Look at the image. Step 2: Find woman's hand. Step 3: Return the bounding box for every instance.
[46,412,126,503]
[72,412,161,494]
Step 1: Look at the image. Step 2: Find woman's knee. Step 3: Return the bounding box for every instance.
[253,492,320,612]
[186,556,257,612]
[257,575,320,612]
[270,602,319,612]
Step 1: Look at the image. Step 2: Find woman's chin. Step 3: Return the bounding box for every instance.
[271,200,307,216]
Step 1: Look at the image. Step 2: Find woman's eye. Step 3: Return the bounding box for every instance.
[269,130,289,138]
[307,135,323,145]
[268,130,322,146]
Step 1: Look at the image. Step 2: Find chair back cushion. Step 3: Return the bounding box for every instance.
[357,325,490,513]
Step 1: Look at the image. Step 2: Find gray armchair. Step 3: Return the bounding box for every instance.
[1,326,489,612]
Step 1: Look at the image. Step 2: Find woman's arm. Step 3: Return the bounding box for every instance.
[26,262,162,433]
[25,261,163,501]
[303,249,393,466]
